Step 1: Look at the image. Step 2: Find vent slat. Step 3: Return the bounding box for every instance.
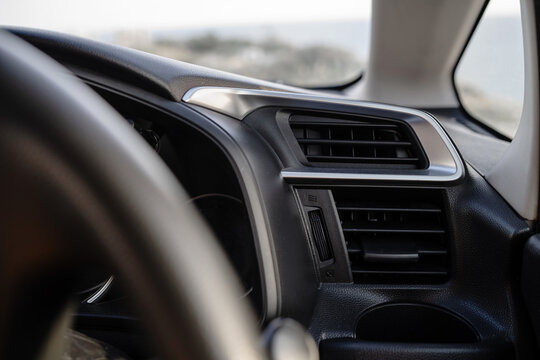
[289,115,425,168]
[306,156,419,163]
[289,121,399,129]
[418,248,448,255]
[341,227,445,234]
[351,269,449,276]
[347,248,448,256]
[336,206,441,213]
[296,139,412,146]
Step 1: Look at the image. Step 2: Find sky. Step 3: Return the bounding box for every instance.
[0,0,372,35]
[0,0,519,35]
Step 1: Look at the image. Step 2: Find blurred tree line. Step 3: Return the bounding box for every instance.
[119,32,363,87]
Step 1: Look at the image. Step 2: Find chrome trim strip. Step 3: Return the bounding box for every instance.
[183,87,463,182]
[86,276,114,304]
[280,170,458,182]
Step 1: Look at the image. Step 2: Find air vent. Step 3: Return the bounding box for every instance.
[289,114,427,169]
[333,188,449,284]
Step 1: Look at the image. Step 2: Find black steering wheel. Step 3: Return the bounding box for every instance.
[0,30,264,360]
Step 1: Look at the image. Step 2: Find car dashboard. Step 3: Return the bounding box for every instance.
[9,28,538,360]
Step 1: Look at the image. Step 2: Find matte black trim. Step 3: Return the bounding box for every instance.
[78,78,278,322]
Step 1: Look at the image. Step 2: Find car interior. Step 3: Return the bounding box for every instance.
[1,0,540,359]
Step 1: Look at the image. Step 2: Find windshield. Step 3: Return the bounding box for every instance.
[1,0,372,88]
[455,0,523,138]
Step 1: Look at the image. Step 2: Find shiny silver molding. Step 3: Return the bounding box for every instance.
[183,87,464,182]
[85,276,114,304]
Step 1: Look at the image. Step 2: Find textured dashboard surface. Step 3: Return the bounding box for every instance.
[308,165,536,358]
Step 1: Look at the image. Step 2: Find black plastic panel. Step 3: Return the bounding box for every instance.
[356,303,477,343]
[86,84,266,320]
[522,234,540,350]
[320,338,514,360]
[307,165,537,359]
[296,189,352,283]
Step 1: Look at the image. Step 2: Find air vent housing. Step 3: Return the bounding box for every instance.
[289,114,427,169]
[333,188,449,284]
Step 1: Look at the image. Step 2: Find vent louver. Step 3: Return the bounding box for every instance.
[289,114,426,168]
[333,188,449,284]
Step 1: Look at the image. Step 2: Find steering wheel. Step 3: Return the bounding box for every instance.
[0,30,264,360]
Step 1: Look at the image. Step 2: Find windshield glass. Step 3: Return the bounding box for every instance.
[455,0,523,138]
[1,0,372,88]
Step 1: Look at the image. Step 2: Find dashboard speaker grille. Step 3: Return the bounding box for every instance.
[333,188,449,284]
[289,114,426,168]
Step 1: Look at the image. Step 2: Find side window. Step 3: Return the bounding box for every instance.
[455,0,524,139]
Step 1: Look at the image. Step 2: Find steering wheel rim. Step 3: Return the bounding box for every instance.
[0,30,264,360]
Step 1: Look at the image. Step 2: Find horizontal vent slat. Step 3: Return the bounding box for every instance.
[289,121,399,129]
[341,227,445,234]
[306,156,419,163]
[296,139,412,146]
[419,248,448,255]
[351,269,448,276]
[336,206,441,213]
[347,248,448,256]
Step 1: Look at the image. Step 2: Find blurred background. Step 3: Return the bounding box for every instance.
[0,0,524,137]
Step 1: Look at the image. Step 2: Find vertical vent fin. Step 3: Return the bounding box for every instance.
[308,209,333,262]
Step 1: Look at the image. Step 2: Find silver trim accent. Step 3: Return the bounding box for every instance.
[183,87,464,182]
[280,170,458,182]
[85,276,114,304]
